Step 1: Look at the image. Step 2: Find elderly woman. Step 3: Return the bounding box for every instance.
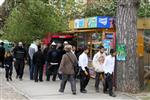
[58,45,78,95]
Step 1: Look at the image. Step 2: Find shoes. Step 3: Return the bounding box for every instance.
[9,77,12,81]
[109,93,116,97]
[72,92,76,95]
[80,89,87,93]
[39,80,43,82]
[6,78,9,81]
[19,78,23,81]
[52,78,56,81]
[35,80,38,82]
[59,89,64,93]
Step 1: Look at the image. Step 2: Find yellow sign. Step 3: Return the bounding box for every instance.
[69,20,74,30]
[137,30,144,57]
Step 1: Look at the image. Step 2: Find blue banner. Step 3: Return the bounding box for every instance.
[97,16,110,28]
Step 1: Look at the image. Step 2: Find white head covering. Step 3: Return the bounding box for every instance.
[18,42,23,46]
[64,41,68,44]
[51,42,56,45]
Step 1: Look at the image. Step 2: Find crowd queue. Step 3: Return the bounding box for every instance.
[0,41,116,97]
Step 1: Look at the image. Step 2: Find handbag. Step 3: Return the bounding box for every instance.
[66,53,79,74]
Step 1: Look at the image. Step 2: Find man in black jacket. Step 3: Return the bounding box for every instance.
[33,45,45,82]
[47,42,61,81]
[0,42,5,68]
[13,42,27,80]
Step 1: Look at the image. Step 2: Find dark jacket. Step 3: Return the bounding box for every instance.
[0,46,5,60]
[13,46,26,60]
[47,48,61,64]
[4,56,13,67]
[33,50,45,66]
[59,52,78,75]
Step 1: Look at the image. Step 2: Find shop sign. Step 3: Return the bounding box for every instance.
[87,17,97,28]
[74,19,84,28]
[69,20,74,30]
[116,44,127,61]
[97,16,110,28]
[103,39,111,49]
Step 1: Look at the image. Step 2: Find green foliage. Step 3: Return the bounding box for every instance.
[2,0,67,43]
[82,0,150,18]
[83,0,117,17]
[138,2,150,17]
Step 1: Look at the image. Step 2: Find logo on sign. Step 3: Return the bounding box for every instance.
[99,18,108,26]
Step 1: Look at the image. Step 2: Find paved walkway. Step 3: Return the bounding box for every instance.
[0,68,28,100]
[0,67,147,100]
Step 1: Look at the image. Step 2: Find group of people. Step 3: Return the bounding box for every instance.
[0,40,116,97]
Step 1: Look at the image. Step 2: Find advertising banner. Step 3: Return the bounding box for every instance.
[116,44,127,61]
[97,16,110,28]
[74,19,84,29]
[87,17,97,28]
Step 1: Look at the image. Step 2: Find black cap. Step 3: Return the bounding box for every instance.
[98,45,104,49]
[110,49,116,54]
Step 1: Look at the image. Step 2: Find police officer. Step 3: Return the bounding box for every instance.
[13,42,27,80]
[47,42,61,81]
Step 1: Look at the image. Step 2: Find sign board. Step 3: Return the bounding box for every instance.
[87,17,97,28]
[74,19,84,29]
[103,39,111,49]
[116,44,127,61]
[97,16,110,28]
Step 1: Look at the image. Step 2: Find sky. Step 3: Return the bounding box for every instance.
[0,0,5,6]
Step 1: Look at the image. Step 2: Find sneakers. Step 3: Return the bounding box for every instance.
[6,78,9,81]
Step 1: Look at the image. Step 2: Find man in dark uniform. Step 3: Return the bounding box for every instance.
[13,42,27,80]
[47,42,61,81]
[0,42,5,68]
[33,45,45,82]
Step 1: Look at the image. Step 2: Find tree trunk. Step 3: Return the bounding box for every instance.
[116,0,140,93]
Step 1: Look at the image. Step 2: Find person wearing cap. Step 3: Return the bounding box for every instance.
[103,49,116,97]
[0,42,5,68]
[58,45,77,95]
[92,46,106,92]
[78,46,90,93]
[13,42,27,80]
[47,42,61,81]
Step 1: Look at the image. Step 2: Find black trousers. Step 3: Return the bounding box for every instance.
[95,72,104,90]
[104,73,113,95]
[80,67,90,91]
[5,66,13,79]
[46,65,59,81]
[59,74,76,93]
[0,57,4,68]
[14,60,25,79]
[34,64,43,81]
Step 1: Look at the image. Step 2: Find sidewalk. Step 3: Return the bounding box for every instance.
[0,68,28,100]
[0,66,146,100]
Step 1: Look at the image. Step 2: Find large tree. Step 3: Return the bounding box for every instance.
[2,0,67,43]
[116,0,140,92]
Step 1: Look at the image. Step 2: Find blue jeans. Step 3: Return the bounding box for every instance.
[30,60,35,80]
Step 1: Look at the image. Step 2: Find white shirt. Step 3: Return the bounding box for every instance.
[92,52,106,72]
[78,52,88,71]
[103,55,115,74]
[28,43,38,60]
